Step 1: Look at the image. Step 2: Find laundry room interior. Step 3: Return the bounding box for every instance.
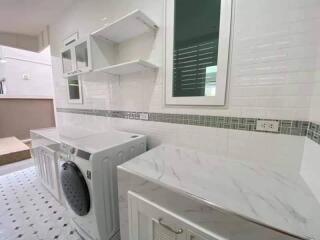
[0,0,319,239]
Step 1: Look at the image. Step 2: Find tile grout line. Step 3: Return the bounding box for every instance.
[56,108,319,144]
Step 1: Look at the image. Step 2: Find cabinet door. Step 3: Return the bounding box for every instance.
[128,191,223,240]
[33,146,61,202]
[74,39,92,74]
[61,48,75,77]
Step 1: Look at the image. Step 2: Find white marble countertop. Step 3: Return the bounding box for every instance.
[30,127,98,144]
[119,144,320,240]
[31,128,61,143]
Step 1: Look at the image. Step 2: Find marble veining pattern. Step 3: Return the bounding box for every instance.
[0,167,81,240]
[120,144,320,240]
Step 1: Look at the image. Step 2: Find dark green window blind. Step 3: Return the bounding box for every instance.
[173,0,221,97]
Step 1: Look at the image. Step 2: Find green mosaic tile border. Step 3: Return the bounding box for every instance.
[56,108,312,139]
[307,122,320,145]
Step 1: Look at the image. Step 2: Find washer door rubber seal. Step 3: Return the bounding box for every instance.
[60,161,90,216]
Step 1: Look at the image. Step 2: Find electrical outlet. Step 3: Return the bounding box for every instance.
[22,74,31,80]
[139,113,149,121]
[256,120,279,132]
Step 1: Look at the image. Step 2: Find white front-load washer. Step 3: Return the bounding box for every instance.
[59,130,146,240]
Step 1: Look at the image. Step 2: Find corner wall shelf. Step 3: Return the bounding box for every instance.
[95,60,158,75]
[91,10,158,43]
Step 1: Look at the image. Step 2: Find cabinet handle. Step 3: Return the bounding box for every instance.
[158,218,183,235]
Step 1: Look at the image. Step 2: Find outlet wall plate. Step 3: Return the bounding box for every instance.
[256,120,279,132]
[22,74,31,80]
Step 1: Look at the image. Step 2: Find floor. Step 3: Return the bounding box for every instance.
[0,159,34,176]
[0,162,82,240]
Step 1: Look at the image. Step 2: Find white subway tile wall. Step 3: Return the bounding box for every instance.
[309,81,320,122]
[49,0,320,175]
[56,112,305,176]
[50,0,320,120]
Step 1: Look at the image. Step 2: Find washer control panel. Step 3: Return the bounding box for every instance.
[61,143,76,154]
[60,142,91,161]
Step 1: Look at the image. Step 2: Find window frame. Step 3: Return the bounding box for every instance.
[67,76,83,104]
[165,0,233,106]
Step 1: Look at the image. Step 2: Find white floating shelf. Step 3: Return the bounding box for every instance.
[91,10,158,43]
[95,60,158,75]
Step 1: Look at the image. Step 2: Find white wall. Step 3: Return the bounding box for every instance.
[0,46,54,98]
[300,24,320,201]
[50,0,320,120]
[309,83,320,122]
[301,139,320,202]
[49,0,320,175]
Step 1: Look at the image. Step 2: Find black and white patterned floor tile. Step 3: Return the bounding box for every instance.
[0,167,82,240]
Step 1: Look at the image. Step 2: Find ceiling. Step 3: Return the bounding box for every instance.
[0,0,75,36]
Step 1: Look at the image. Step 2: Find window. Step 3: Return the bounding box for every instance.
[67,76,83,104]
[166,0,232,105]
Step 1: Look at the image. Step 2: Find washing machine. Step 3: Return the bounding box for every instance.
[59,130,146,240]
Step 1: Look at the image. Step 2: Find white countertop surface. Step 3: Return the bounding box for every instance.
[30,127,97,144]
[119,144,320,240]
[31,128,61,143]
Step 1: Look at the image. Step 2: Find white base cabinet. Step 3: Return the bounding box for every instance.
[32,145,62,202]
[128,191,223,240]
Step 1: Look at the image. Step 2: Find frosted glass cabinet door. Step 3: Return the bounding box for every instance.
[74,39,92,74]
[75,41,88,69]
[61,49,74,75]
[128,191,222,240]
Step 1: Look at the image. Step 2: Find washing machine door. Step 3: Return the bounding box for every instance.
[60,161,90,216]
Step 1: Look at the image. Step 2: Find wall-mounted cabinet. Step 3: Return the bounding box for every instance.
[61,35,116,78]
[61,38,92,78]
[61,10,159,78]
